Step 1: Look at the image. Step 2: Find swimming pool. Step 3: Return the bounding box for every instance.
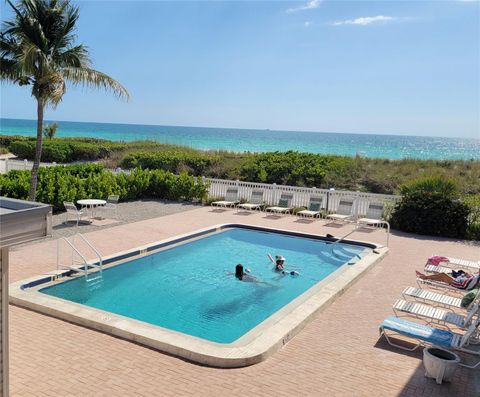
[40,228,366,343]
[11,224,386,367]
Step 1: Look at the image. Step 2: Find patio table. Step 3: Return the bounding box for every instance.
[77,199,106,220]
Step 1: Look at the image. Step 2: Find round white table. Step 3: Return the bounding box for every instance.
[77,199,106,220]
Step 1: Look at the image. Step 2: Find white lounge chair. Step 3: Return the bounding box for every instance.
[393,299,479,329]
[447,257,480,271]
[402,286,466,309]
[428,256,480,271]
[63,201,84,226]
[379,316,480,368]
[102,195,119,218]
[297,196,323,218]
[417,275,480,293]
[211,188,239,208]
[357,202,389,228]
[425,264,454,274]
[236,190,264,212]
[326,198,355,222]
[265,193,294,215]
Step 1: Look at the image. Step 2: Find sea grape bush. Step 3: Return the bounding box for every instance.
[9,140,104,162]
[390,177,470,238]
[0,164,208,212]
[121,151,219,176]
[239,151,358,188]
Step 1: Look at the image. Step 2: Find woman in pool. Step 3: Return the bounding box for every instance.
[234,264,263,283]
[233,264,276,286]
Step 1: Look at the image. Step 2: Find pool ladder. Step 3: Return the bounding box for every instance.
[57,234,103,287]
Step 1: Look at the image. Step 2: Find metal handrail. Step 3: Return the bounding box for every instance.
[57,237,89,275]
[73,233,103,271]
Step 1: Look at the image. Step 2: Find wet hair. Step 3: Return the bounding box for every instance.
[235,264,244,280]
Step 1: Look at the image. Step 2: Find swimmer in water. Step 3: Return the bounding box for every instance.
[273,255,299,276]
[231,264,277,286]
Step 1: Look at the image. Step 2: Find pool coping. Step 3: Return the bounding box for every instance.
[10,223,388,368]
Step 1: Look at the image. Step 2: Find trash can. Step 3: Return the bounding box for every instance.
[423,347,460,384]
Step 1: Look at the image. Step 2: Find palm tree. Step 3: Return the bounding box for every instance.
[43,122,58,139]
[0,0,129,200]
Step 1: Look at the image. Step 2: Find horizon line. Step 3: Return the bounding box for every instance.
[0,116,478,141]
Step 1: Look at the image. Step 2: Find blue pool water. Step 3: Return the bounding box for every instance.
[2,118,479,160]
[40,228,367,343]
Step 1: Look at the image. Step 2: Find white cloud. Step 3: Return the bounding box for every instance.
[333,15,395,26]
[304,21,312,27]
[287,0,322,13]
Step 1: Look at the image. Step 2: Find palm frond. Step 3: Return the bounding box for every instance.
[63,66,130,100]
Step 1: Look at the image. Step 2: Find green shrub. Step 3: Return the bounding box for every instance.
[390,177,470,238]
[0,135,32,147]
[0,164,207,212]
[464,194,480,240]
[121,151,219,176]
[9,140,105,162]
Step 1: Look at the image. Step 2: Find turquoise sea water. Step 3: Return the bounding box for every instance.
[1,118,479,160]
[40,228,366,343]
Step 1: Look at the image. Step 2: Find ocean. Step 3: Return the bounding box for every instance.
[1,118,479,160]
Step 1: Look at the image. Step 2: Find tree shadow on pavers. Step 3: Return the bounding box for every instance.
[374,336,480,397]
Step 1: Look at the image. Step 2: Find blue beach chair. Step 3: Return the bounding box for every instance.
[379,316,480,368]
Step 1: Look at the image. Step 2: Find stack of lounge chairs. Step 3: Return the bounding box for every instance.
[379,255,480,368]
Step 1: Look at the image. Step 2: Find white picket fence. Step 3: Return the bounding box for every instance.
[0,158,58,174]
[204,177,401,217]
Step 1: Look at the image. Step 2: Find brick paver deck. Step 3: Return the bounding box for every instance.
[8,206,480,396]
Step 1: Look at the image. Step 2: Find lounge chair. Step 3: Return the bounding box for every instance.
[326,198,355,222]
[297,196,323,218]
[101,195,119,218]
[402,286,471,310]
[393,299,479,329]
[425,264,455,274]
[417,274,480,292]
[265,193,294,215]
[63,202,84,226]
[379,315,480,368]
[236,190,264,212]
[357,202,389,229]
[428,256,480,271]
[211,188,239,208]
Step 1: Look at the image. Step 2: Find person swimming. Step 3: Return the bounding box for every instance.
[234,264,259,282]
[271,255,299,276]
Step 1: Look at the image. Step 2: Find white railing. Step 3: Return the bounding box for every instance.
[0,158,58,174]
[203,177,401,216]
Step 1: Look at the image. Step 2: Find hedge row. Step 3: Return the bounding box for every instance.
[121,151,219,176]
[8,140,118,163]
[0,164,208,212]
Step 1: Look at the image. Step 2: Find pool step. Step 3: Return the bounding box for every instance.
[86,273,103,291]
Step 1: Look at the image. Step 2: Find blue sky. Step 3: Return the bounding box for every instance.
[1,0,479,138]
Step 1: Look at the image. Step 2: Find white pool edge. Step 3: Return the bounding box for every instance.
[10,224,388,368]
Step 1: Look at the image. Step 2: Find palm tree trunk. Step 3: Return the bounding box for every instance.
[28,99,45,201]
